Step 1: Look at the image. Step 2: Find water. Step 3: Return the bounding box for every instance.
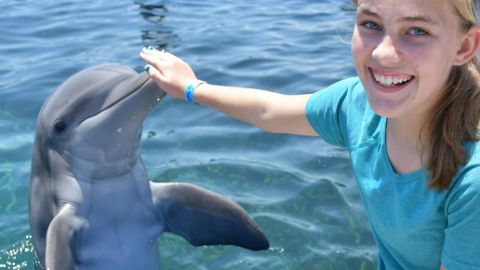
[0,0,376,269]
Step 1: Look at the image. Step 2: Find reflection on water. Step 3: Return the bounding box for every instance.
[138,2,167,20]
[137,2,178,49]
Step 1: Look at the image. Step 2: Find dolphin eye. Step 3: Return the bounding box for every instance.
[53,121,68,135]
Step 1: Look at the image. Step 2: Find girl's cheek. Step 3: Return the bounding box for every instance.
[351,33,369,63]
[352,28,369,50]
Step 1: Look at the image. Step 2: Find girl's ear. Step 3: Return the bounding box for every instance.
[454,26,480,66]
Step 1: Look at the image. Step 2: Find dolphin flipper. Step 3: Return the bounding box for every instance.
[150,182,269,251]
[45,203,85,270]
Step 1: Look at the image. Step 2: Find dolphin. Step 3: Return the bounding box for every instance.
[28,64,269,270]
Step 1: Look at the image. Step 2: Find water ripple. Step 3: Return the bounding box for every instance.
[0,0,374,268]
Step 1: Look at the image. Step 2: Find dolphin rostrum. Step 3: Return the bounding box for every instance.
[29,64,269,270]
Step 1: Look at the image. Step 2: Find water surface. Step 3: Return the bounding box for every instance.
[0,0,376,269]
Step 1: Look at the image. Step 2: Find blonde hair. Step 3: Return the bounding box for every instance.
[426,0,480,190]
[351,0,480,190]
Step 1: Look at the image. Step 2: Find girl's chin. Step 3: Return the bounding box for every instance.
[366,95,403,118]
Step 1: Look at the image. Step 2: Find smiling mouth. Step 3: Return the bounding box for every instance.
[369,68,414,88]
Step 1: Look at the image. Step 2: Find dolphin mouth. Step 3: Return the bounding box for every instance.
[97,73,152,116]
[68,72,160,169]
[78,72,156,126]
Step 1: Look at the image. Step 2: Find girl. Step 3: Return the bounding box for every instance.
[140,0,480,269]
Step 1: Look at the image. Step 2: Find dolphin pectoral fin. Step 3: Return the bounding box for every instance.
[150,182,269,251]
[45,203,85,270]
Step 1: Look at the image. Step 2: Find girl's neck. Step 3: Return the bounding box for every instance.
[387,116,426,146]
[386,115,429,174]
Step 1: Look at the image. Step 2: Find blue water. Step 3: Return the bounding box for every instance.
[0,0,376,269]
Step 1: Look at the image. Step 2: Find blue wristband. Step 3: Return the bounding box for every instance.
[184,80,206,103]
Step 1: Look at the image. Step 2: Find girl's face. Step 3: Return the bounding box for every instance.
[351,0,467,120]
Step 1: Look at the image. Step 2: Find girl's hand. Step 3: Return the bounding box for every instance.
[139,47,196,99]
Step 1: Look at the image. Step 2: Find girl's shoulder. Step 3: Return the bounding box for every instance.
[459,140,480,176]
[307,77,380,148]
[447,141,480,204]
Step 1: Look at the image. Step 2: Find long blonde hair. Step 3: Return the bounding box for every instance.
[426,0,480,190]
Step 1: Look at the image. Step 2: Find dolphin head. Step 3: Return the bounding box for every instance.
[36,64,165,179]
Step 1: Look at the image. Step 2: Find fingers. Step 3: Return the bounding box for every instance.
[141,46,166,58]
[144,64,166,82]
[140,46,177,64]
[140,47,180,77]
[140,47,165,69]
[139,46,197,100]
[140,47,170,80]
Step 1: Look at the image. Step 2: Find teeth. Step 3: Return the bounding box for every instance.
[373,72,412,87]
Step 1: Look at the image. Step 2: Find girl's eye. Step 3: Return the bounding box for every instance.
[362,21,381,31]
[408,27,428,36]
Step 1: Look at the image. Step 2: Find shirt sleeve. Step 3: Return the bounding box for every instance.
[442,167,480,270]
[305,78,357,147]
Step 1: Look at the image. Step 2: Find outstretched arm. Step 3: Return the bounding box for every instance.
[140,48,317,136]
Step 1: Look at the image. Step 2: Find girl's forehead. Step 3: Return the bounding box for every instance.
[355,0,457,25]
[356,0,449,13]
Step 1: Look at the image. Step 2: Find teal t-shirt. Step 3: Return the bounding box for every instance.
[305,77,480,270]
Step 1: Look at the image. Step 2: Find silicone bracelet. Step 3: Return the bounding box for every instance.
[184,80,206,103]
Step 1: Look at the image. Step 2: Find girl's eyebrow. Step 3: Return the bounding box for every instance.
[357,7,438,25]
[357,7,380,18]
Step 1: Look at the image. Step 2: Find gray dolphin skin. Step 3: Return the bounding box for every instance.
[29,64,269,270]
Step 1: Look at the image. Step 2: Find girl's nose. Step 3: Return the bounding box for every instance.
[372,35,402,67]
